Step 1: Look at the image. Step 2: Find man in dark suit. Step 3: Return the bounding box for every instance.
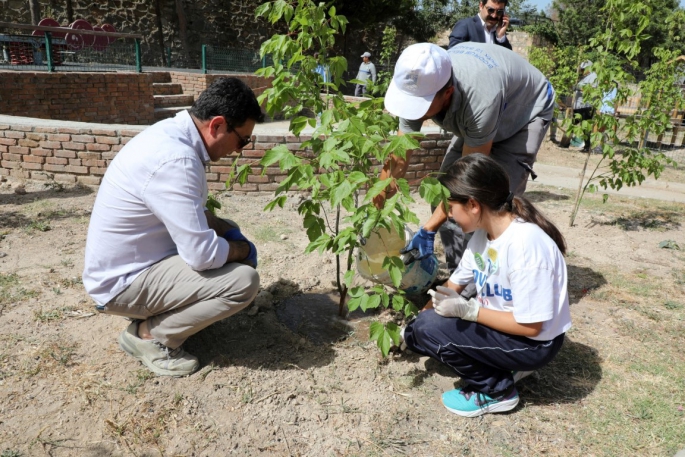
[449,0,512,50]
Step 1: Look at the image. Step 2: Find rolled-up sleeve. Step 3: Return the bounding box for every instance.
[143,158,228,271]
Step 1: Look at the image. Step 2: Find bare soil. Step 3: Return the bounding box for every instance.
[1,140,684,457]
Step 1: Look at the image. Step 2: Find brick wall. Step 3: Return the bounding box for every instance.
[0,117,451,190]
[169,72,272,99]
[0,71,156,125]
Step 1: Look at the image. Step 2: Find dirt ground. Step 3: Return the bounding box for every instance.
[1,140,684,456]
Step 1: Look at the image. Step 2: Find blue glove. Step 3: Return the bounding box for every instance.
[224,229,257,268]
[400,227,436,265]
[245,241,258,269]
[223,228,248,242]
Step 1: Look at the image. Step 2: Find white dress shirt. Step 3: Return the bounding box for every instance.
[83,110,229,306]
[478,15,507,44]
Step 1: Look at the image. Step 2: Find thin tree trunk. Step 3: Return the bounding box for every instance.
[154,0,167,67]
[175,0,192,66]
[66,0,73,23]
[28,0,41,25]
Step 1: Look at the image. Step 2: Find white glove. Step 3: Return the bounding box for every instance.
[427,286,460,305]
[432,296,480,321]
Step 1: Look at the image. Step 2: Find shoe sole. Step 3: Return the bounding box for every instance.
[442,395,519,418]
[118,330,197,377]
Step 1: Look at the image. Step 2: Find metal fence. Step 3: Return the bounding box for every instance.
[202,46,272,74]
[0,21,143,72]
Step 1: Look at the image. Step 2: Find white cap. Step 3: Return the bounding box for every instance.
[361,51,371,58]
[384,43,452,120]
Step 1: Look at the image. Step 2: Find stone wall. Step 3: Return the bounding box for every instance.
[508,31,551,61]
[0,71,156,125]
[0,0,280,67]
[0,117,451,191]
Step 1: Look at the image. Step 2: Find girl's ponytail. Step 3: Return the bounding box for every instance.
[511,196,566,255]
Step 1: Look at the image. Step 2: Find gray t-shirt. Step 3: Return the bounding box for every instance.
[356,62,377,84]
[399,43,554,147]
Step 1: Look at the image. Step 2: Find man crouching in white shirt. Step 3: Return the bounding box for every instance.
[83,77,263,376]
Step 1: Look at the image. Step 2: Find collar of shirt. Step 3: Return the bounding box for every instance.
[478,15,496,44]
[176,110,211,164]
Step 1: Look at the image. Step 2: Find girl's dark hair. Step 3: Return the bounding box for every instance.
[189,77,265,127]
[438,153,566,254]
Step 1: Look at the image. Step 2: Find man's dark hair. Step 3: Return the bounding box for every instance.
[190,77,265,126]
[480,0,508,5]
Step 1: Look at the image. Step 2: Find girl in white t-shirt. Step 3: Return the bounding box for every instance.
[402,153,571,418]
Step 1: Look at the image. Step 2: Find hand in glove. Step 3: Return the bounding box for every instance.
[400,227,436,265]
[224,229,258,268]
[245,241,258,269]
[428,287,480,321]
[223,228,248,242]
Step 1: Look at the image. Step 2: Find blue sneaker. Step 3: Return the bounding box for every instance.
[442,386,519,417]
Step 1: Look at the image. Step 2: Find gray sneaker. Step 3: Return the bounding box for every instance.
[118,321,199,377]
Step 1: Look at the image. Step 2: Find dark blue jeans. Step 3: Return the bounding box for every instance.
[404,309,565,396]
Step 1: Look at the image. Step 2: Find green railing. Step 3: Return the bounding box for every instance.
[0,22,143,72]
[202,45,272,74]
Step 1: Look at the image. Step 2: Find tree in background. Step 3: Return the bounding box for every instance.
[531,0,684,226]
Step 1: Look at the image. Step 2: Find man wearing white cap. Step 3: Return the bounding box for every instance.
[354,51,377,97]
[379,42,554,278]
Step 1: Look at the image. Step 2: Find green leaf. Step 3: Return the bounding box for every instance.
[369,322,393,357]
[366,294,382,309]
[365,178,392,202]
[344,270,356,287]
[382,256,404,288]
[419,177,448,207]
[330,179,353,208]
[264,195,287,211]
[261,145,301,170]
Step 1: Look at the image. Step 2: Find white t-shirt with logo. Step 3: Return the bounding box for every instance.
[449,220,572,341]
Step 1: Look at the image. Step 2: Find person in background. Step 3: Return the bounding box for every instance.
[402,153,571,417]
[354,51,377,97]
[377,43,554,296]
[83,77,263,377]
[448,0,512,50]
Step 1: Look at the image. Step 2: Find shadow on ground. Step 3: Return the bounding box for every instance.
[592,210,682,231]
[524,190,571,203]
[0,183,93,206]
[518,337,601,406]
[567,264,607,305]
[185,288,381,373]
[405,337,601,408]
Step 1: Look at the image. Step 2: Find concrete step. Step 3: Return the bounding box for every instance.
[152,82,183,96]
[148,71,171,84]
[153,94,195,108]
[154,106,191,121]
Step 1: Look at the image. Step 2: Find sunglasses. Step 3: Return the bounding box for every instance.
[485,7,505,16]
[232,129,252,149]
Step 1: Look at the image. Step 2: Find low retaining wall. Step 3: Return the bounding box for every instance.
[0,116,451,190]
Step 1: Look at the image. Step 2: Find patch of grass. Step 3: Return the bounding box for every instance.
[25,219,51,232]
[0,272,39,307]
[123,369,155,395]
[1,450,22,457]
[60,258,74,268]
[253,225,280,243]
[34,306,76,322]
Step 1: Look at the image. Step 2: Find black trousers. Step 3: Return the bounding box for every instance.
[404,309,565,396]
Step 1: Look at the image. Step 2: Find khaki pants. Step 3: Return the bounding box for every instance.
[103,255,259,349]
